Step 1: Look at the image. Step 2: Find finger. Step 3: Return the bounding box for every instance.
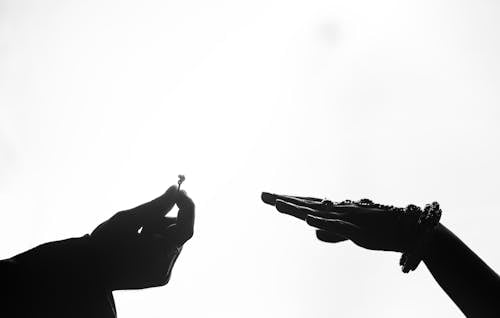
[261,192,323,206]
[275,199,335,220]
[261,192,278,205]
[275,199,316,220]
[275,195,327,210]
[175,190,195,244]
[108,186,179,233]
[129,185,179,221]
[152,191,195,248]
[315,230,347,243]
[305,215,361,240]
[141,217,177,235]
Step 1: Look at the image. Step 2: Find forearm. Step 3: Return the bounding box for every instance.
[1,236,116,318]
[423,223,500,317]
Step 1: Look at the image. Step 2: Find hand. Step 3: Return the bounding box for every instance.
[91,185,195,290]
[262,192,415,252]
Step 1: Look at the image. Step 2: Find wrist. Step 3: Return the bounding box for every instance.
[400,202,442,273]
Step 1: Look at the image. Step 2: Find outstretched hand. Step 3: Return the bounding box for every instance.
[262,192,415,252]
[91,185,195,290]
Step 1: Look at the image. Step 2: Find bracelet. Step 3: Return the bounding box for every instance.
[400,202,442,273]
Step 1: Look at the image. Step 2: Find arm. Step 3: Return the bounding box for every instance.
[262,192,500,316]
[423,223,500,317]
[1,185,195,317]
[1,235,116,318]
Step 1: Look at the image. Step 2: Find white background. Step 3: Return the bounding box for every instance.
[1,1,499,317]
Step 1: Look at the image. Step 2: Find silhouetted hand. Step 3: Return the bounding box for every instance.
[261,192,415,252]
[262,192,500,317]
[91,185,195,290]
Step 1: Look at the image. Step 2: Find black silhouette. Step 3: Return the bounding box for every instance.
[262,192,500,317]
[1,185,194,317]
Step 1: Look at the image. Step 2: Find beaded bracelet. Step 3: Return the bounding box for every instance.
[400,202,442,273]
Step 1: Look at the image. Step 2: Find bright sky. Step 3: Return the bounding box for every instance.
[1,1,499,317]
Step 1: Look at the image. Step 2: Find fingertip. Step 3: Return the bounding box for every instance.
[146,185,178,215]
[315,229,327,241]
[151,185,178,203]
[315,230,325,241]
[261,192,277,205]
[166,185,179,194]
[316,230,347,243]
[161,185,179,202]
[275,199,289,213]
[305,214,317,225]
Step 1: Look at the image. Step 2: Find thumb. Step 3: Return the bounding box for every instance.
[175,190,195,244]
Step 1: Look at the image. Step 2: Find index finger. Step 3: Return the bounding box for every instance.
[131,185,179,219]
[261,192,324,208]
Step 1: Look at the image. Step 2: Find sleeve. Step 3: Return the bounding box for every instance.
[0,235,116,318]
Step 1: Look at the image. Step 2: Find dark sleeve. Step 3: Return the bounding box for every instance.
[0,235,116,318]
[423,224,500,317]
